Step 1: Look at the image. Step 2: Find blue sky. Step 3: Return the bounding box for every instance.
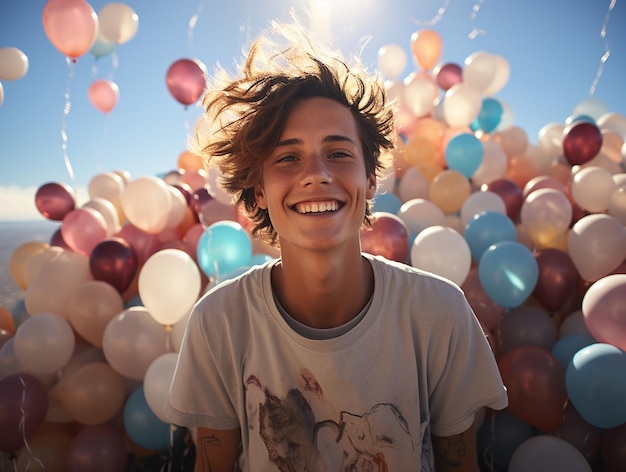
[1,0,625,221]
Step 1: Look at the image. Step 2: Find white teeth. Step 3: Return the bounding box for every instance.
[296,201,339,214]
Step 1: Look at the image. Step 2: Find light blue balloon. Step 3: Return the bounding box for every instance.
[445,133,484,178]
[197,221,252,279]
[90,37,116,59]
[372,191,402,214]
[551,334,596,369]
[478,240,538,308]
[477,97,503,133]
[566,343,626,428]
[464,211,517,261]
[123,387,170,450]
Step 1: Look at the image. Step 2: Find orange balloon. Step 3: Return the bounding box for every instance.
[410,29,443,70]
[177,150,205,172]
[505,154,539,189]
[42,0,98,59]
[0,305,16,335]
[9,241,50,290]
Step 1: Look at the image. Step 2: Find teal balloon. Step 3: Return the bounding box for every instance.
[123,387,170,450]
[445,133,483,178]
[566,343,626,428]
[464,211,516,261]
[197,221,252,279]
[478,240,538,308]
[90,37,116,59]
[477,97,503,133]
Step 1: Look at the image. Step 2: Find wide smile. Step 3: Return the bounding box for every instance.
[292,199,343,214]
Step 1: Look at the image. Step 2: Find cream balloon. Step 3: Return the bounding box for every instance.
[520,188,573,247]
[138,249,201,326]
[411,225,471,286]
[403,72,438,118]
[471,140,507,187]
[608,187,626,224]
[571,166,616,213]
[397,167,429,202]
[9,241,50,290]
[442,82,482,127]
[568,214,626,282]
[597,112,626,139]
[377,44,407,80]
[460,190,506,227]
[0,46,29,81]
[121,176,172,234]
[97,2,139,45]
[397,198,445,236]
[88,171,125,202]
[82,197,120,235]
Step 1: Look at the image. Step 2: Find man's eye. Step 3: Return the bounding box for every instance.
[276,155,297,163]
[329,151,350,159]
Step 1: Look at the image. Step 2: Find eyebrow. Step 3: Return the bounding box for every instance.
[275,135,358,148]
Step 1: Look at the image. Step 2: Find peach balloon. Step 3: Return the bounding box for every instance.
[102,306,170,380]
[410,29,442,70]
[52,362,126,425]
[177,150,204,172]
[16,429,72,471]
[429,169,471,214]
[42,0,98,59]
[582,274,626,352]
[68,281,124,348]
[24,249,92,318]
[88,79,119,114]
[493,126,529,158]
[505,154,539,189]
[520,189,573,247]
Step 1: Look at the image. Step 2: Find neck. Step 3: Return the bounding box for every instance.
[272,246,373,329]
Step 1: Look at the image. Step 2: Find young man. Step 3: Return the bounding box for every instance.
[166,19,507,472]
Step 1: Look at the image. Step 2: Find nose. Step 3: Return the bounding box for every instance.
[299,154,332,187]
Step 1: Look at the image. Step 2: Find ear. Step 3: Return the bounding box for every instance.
[365,174,377,199]
[254,184,268,210]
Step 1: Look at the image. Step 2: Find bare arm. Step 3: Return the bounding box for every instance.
[431,423,480,472]
[194,427,241,472]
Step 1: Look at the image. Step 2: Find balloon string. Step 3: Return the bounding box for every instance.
[410,0,450,26]
[187,0,205,51]
[589,0,616,96]
[468,0,486,39]
[62,56,75,182]
[18,376,44,471]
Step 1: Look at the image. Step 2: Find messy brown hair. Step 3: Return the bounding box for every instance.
[192,19,396,246]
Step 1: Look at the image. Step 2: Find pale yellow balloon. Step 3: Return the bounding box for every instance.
[571,166,616,213]
[9,241,49,290]
[429,169,471,214]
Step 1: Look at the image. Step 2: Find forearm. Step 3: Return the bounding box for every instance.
[431,424,480,472]
[194,427,241,472]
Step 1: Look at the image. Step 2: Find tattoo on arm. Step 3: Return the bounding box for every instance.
[432,433,467,471]
[199,434,221,472]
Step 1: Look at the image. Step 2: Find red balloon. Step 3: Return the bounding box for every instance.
[562,121,603,166]
[498,345,567,432]
[434,62,462,91]
[360,212,410,263]
[89,237,138,292]
[67,424,127,472]
[42,0,98,60]
[35,181,76,220]
[482,178,524,221]
[166,58,207,107]
[533,248,580,312]
[0,374,49,453]
[88,79,119,113]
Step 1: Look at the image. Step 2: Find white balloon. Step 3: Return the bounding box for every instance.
[460,190,506,227]
[98,3,139,45]
[0,46,29,81]
[397,198,445,236]
[144,352,179,422]
[571,166,616,213]
[377,44,407,80]
[509,435,591,472]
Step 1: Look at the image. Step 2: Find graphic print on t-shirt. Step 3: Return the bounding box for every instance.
[246,370,416,471]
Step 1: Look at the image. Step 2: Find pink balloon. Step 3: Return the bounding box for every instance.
[61,207,107,256]
[88,79,119,113]
[42,0,98,60]
[582,274,626,351]
[35,181,76,220]
[166,58,207,106]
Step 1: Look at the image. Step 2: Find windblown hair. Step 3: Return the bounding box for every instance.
[191,19,397,246]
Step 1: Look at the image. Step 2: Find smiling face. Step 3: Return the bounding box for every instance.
[254,97,377,254]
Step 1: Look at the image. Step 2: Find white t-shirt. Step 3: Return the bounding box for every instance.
[166,253,508,471]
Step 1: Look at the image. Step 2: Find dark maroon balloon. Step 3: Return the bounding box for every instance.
[67,424,128,472]
[482,178,524,221]
[35,181,76,220]
[50,226,70,249]
[601,422,626,472]
[434,62,462,90]
[533,248,579,312]
[89,237,138,292]
[0,374,49,453]
[562,121,603,166]
[166,58,207,107]
[360,212,410,263]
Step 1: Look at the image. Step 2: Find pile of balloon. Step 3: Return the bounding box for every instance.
[1,3,626,472]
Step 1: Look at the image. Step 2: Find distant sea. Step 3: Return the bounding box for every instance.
[0,220,60,312]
